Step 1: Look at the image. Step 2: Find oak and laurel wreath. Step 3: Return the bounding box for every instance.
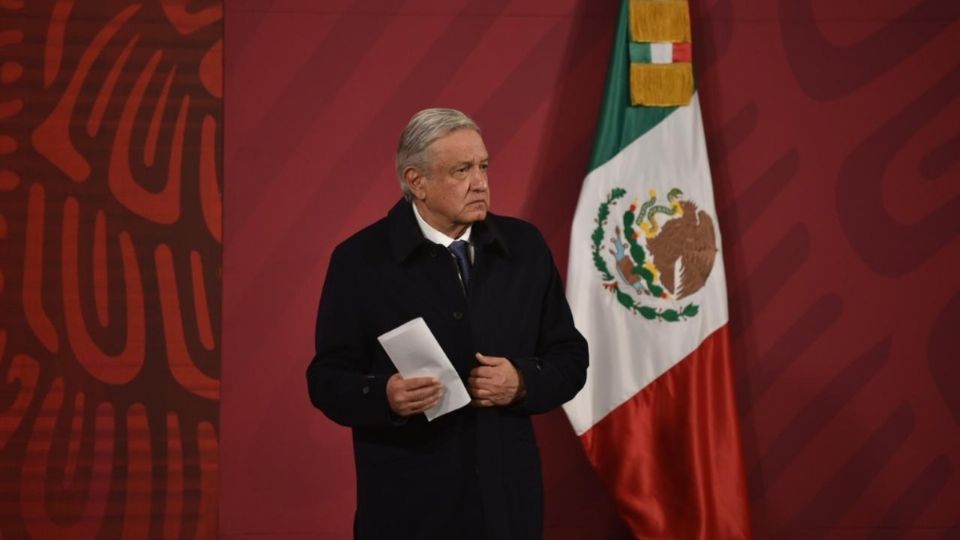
[592,187,700,322]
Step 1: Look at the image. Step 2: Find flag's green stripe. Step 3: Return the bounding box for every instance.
[587,0,678,173]
[628,42,651,63]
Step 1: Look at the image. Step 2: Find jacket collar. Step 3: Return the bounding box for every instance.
[387,199,511,263]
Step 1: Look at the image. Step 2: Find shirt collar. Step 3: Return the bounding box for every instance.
[386,199,510,263]
[411,202,472,247]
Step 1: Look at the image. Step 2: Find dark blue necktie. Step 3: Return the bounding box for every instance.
[448,240,472,288]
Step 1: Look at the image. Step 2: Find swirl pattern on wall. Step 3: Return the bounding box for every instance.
[0,1,222,538]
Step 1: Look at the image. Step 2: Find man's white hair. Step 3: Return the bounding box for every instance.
[396,108,480,201]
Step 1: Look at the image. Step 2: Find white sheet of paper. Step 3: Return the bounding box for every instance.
[377,317,470,421]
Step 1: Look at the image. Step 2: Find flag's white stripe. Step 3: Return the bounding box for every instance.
[563,95,729,435]
[649,42,673,64]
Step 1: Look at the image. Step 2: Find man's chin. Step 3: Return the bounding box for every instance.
[464,207,488,222]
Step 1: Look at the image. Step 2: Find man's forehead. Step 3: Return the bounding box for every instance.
[429,130,488,160]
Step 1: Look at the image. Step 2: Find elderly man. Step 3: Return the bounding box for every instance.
[306,108,588,539]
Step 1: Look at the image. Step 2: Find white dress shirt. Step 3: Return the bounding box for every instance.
[411,202,475,263]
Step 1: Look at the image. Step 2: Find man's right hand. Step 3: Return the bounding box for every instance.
[386,374,443,416]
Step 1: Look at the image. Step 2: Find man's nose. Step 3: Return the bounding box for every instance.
[471,168,488,190]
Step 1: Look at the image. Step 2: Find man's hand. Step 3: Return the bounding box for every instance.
[386,374,443,417]
[468,353,525,407]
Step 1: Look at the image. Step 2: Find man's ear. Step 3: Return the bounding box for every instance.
[404,167,426,200]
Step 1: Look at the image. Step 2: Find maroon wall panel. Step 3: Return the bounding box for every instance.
[1,1,222,538]
[222,1,959,538]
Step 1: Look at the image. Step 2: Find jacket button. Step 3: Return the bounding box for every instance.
[361,385,370,395]
[452,311,463,320]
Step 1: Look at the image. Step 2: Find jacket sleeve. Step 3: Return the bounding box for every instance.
[306,245,399,428]
[508,236,589,415]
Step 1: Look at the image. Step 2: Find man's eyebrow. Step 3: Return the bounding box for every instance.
[449,157,489,168]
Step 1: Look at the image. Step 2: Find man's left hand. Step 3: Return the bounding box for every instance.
[468,353,525,407]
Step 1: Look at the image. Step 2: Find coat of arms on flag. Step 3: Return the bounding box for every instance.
[592,186,717,322]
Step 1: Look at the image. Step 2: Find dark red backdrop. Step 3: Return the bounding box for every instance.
[221,0,959,538]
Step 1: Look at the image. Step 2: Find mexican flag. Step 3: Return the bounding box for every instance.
[562,1,751,538]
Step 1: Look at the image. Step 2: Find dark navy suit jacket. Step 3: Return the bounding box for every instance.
[306,200,588,539]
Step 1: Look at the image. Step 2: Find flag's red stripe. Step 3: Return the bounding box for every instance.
[580,325,752,539]
[672,42,692,63]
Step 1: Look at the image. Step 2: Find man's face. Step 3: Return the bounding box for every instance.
[410,129,490,237]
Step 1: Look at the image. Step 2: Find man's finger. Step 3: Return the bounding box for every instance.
[406,394,441,412]
[401,384,443,403]
[468,378,497,394]
[470,366,497,380]
[475,353,504,366]
[471,398,494,407]
[468,372,496,383]
[404,392,441,409]
[468,377,497,392]
[400,376,441,390]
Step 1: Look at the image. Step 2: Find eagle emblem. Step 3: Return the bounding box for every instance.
[591,187,717,321]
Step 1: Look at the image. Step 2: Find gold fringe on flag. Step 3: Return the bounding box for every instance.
[629,0,691,43]
[630,63,693,106]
